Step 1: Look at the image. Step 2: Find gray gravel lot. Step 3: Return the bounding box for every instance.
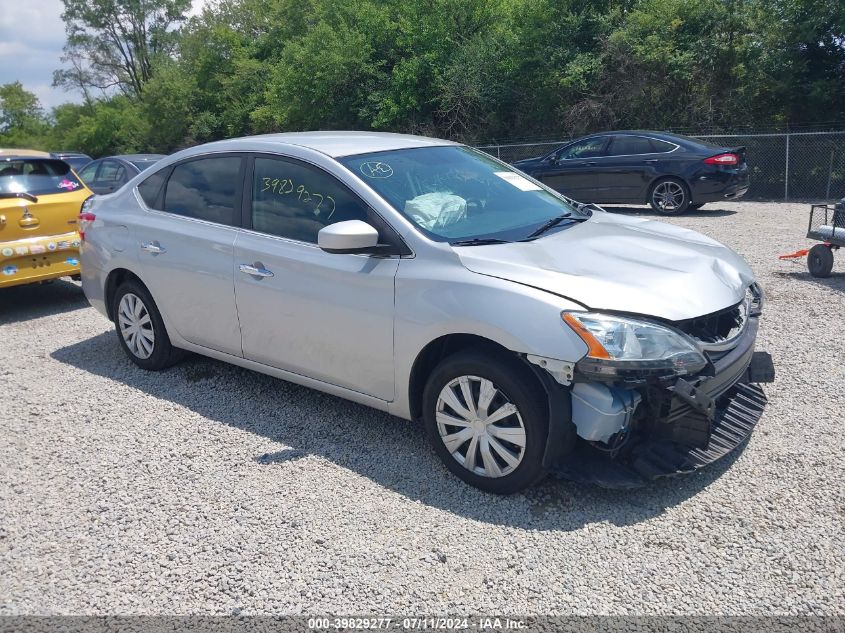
[1,201,843,615]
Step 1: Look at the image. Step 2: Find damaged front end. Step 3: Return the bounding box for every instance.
[536,284,775,488]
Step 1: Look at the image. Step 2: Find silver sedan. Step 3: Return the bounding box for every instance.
[79,132,774,493]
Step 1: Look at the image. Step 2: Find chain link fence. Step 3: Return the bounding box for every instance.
[476,131,845,202]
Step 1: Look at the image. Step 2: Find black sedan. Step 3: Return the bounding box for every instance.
[512,131,748,214]
[76,154,166,195]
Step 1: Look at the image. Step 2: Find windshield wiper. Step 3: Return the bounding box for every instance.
[575,202,601,213]
[558,195,599,215]
[0,192,38,203]
[524,213,573,239]
[450,238,511,246]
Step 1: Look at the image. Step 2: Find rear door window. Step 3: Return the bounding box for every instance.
[137,169,168,210]
[162,156,243,226]
[607,136,656,156]
[649,139,677,153]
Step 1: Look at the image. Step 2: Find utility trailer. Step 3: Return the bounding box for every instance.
[780,200,845,277]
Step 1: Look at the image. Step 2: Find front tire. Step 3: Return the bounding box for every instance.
[112,280,183,370]
[808,244,834,278]
[422,350,549,494]
[649,178,691,215]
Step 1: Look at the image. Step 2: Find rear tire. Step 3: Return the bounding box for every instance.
[808,244,834,278]
[112,280,184,370]
[422,350,549,494]
[689,203,705,211]
[649,178,691,215]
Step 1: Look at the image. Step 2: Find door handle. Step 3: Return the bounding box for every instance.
[585,161,597,166]
[239,263,274,278]
[141,241,166,255]
[644,159,658,164]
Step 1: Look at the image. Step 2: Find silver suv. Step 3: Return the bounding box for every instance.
[80,132,774,493]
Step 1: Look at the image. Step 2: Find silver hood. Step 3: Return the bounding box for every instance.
[455,211,754,321]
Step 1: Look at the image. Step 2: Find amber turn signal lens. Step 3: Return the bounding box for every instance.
[562,312,611,359]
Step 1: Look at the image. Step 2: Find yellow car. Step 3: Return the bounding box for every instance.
[0,152,93,289]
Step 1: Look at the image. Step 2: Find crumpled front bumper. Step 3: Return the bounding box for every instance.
[632,381,767,479]
[555,316,775,488]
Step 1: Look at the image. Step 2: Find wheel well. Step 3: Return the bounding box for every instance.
[104,268,145,320]
[408,334,532,421]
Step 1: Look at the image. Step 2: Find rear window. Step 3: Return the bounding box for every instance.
[669,133,723,149]
[130,159,160,172]
[0,159,83,196]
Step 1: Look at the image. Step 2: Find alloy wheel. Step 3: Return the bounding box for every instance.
[435,375,526,478]
[652,181,686,211]
[117,292,155,359]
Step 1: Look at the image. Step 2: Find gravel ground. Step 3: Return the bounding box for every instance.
[1,201,843,616]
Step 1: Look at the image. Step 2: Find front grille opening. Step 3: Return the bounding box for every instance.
[674,301,746,346]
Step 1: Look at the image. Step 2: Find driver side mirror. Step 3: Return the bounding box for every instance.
[318,220,388,255]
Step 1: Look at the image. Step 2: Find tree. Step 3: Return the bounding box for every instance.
[174,0,281,142]
[54,0,192,98]
[57,96,150,156]
[0,82,50,149]
[744,0,845,126]
[0,82,44,132]
[141,61,196,151]
[26,0,845,156]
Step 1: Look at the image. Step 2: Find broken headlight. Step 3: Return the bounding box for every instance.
[562,311,707,381]
[747,282,763,317]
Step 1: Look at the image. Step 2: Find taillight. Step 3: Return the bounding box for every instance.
[78,212,96,241]
[703,153,739,165]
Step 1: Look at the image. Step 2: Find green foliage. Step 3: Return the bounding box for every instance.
[0,82,45,133]
[4,0,844,156]
[0,82,51,149]
[140,62,196,151]
[56,97,151,156]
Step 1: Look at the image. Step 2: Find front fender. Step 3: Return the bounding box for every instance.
[389,258,589,419]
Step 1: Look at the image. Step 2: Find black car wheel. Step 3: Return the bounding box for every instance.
[422,349,549,494]
[689,203,705,211]
[808,244,834,278]
[649,178,690,215]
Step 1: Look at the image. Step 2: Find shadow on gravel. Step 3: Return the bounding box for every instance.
[773,270,845,291]
[0,279,87,324]
[52,331,744,531]
[603,205,738,218]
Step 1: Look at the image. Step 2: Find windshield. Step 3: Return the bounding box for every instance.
[0,159,83,196]
[339,146,584,242]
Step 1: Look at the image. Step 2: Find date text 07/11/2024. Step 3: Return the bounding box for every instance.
[307,617,528,630]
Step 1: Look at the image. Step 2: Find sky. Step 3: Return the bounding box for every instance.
[0,0,208,110]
